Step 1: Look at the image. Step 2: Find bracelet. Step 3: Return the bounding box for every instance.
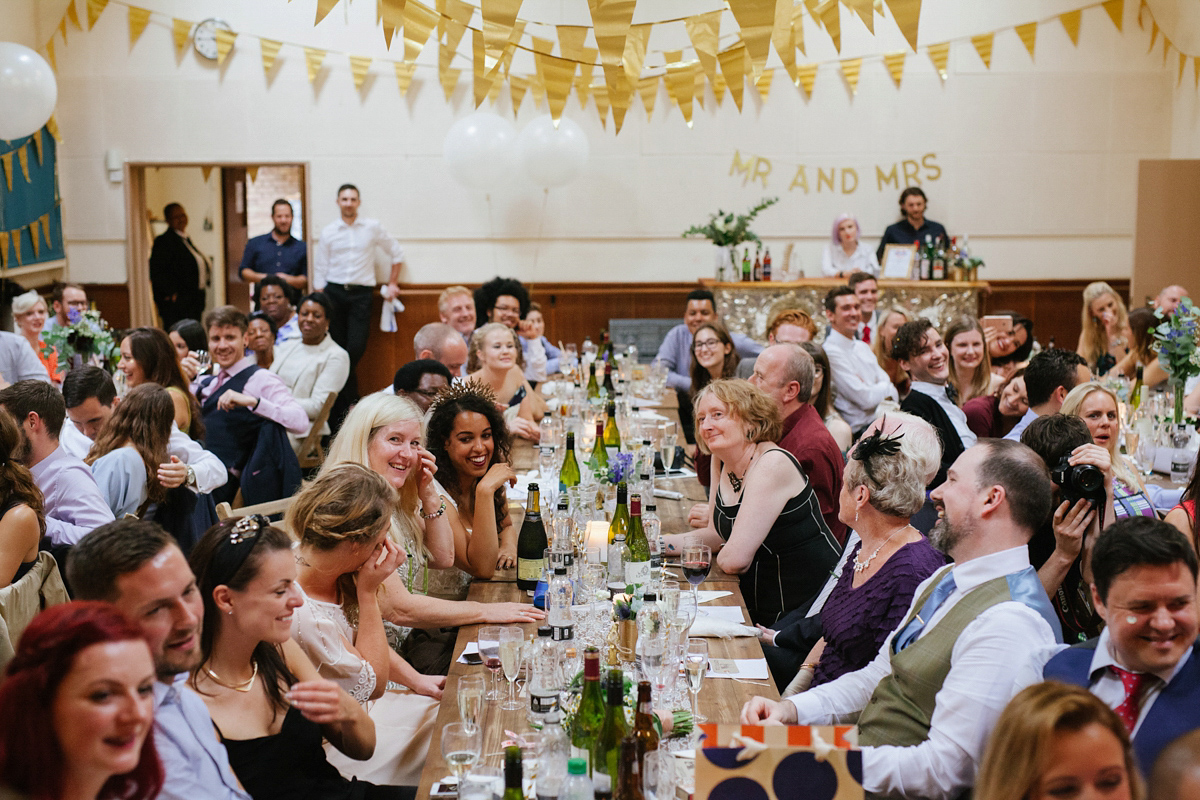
[421,499,447,520]
[801,663,817,672]
[252,397,261,411]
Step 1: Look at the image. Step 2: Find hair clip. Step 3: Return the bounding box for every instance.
[851,418,904,488]
[230,514,268,545]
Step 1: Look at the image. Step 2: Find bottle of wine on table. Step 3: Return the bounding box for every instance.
[517,483,547,592]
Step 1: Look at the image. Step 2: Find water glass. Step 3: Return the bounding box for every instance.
[457,674,485,731]
[463,766,503,800]
[441,722,482,789]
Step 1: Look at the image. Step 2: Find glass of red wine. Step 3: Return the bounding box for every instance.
[681,544,712,604]
[478,626,503,701]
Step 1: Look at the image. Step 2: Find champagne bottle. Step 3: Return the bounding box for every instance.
[603,362,616,397]
[624,494,651,589]
[592,670,628,799]
[560,432,581,492]
[603,399,621,454]
[613,738,644,800]
[586,361,601,401]
[588,420,609,477]
[608,482,630,545]
[631,681,659,768]
[570,647,605,776]
[517,483,547,591]
[503,745,524,800]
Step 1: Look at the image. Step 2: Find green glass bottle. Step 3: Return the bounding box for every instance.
[592,670,628,800]
[602,330,616,362]
[516,483,547,591]
[624,493,650,588]
[602,361,617,397]
[503,744,524,800]
[570,647,605,775]
[586,361,601,401]
[560,431,581,492]
[588,420,608,477]
[608,482,629,546]
[603,399,621,454]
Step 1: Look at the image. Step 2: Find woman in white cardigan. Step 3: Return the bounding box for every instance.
[270,291,351,452]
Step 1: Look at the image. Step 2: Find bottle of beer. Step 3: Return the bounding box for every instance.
[517,483,547,592]
[624,494,650,589]
[631,681,659,767]
[603,399,621,455]
[588,420,609,477]
[559,432,581,492]
[570,647,605,776]
[592,670,628,799]
[762,247,772,281]
[503,745,524,800]
[741,249,751,282]
[586,361,601,401]
[608,482,630,545]
[752,246,762,281]
[613,737,644,800]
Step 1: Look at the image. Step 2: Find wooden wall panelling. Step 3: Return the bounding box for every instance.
[981,279,1129,353]
[1134,160,1200,310]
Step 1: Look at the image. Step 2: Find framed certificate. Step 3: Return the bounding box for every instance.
[882,243,918,279]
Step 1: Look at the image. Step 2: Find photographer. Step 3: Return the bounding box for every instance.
[1021,413,1117,643]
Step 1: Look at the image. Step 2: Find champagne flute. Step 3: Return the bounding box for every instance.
[680,544,711,604]
[457,674,485,732]
[685,638,709,724]
[441,722,482,795]
[478,626,503,701]
[499,627,525,711]
[660,433,677,472]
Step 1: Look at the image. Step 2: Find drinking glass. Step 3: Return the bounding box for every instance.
[464,766,503,800]
[643,750,677,800]
[659,580,681,621]
[478,626,503,701]
[457,674,485,731]
[685,639,709,724]
[539,446,558,485]
[499,627,525,711]
[441,722,482,794]
[680,544,712,604]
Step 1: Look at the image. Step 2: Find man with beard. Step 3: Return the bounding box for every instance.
[742,439,1063,800]
[68,519,252,800]
[238,199,307,292]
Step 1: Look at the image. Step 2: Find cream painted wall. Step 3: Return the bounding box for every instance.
[143,166,226,307]
[5,0,1190,286]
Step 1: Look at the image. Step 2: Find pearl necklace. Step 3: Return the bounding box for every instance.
[853,524,911,574]
[203,660,259,692]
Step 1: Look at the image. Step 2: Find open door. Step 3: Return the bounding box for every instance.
[223,168,250,313]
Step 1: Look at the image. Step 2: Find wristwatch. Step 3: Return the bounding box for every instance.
[185,466,197,488]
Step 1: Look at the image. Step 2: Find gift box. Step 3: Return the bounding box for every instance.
[694,725,862,800]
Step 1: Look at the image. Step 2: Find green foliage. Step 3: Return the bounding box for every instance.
[682,197,779,248]
[41,310,119,375]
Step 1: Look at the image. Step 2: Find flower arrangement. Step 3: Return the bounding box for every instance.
[1153,298,1200,424]
[41,309,119,375]
[606,452,635,486]
[560,663,694,739]
[682,198,780,258]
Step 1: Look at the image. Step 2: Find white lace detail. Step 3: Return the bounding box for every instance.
[291,586,377,705]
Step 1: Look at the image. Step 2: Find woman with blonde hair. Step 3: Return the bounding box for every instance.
[289,465,441,788]
[11,289,57,382]
[976,681,1141,800]
[944,316,1003,403]
[467,321,545,441]
[872,308,910,400]
[1077,281,1133,376]
[0,409,44,587]
[85,383,175,519]
[1061,381,1157,520]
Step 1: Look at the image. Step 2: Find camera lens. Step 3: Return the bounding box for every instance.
[1074,464,1104,492]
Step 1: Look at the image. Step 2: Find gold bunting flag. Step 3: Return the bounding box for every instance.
[847,0,874,32]
[67,1,82,31]
[1180,51,1187,85]
[685,11,721,84]
[727,0,779,79]
[128,6,151,47]
[771,0,798,85]
[473,29,492,107]
[380,0,403,49]
[32,131,43,165]
[315,0,339,26]
[637,74,658,116]
[694,70,706,109]
[536,52,577,123]
[591,83,610,128]
[1103,0,1123,31]
[665,61,697,127]
[575,47,598,108]
[59,17,68,45]
[11,230,21,266]
[557,26,588,61]
[260,39,282,75]
[817,0,841,53]
[40,214,52,249]
[839,57,861,94]
[46,116,60,142]
[350,55,372,89]
[1163,36,1172,67]
[1194,55,1199,89]
[487,75,504,104]
[45,39,56,71]
[754,68,773,100]
[613,104,629,134]
[883,50,904,87]
[663,50,682,64]
[0,153,12,191]
[622,24,652,82]
[0,233,7,270]
[201,166,213,182]
[1060,9,1081,46]
[884,0,921,51]
[713,71,727,104]
[530,76,545,109]
[393,61,417,94]
[1015,22,1037,59]
[1148,21,1158,53]
[215,28,236,65]
[530,36,552,88]
[247,166,259,182]
[304,47,326,82]
[440,67,462,101]
[587,0,637,99]
[971,33,993,68]
[17,146,30,184]
[927,41,949,80]
[481,0,524,57]
[172,19,192,58]
[717,42,748,112]
[86,0,107,30]
[403,0,439,63]
[29,220,40,260]
[510,74,529,115]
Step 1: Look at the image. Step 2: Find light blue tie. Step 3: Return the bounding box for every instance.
[893,570,957,653]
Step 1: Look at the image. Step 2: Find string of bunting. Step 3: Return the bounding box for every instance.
[39,0,1198,135]
[0,206,62,271]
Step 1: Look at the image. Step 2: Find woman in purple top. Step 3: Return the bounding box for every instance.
[794,412,948,691]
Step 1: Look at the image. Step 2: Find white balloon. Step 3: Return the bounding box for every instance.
[0,43,57,140]
[442,112,517,192]
[518,116,589,189]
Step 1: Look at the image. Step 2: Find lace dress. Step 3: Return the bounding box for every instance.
[292,586,438,787]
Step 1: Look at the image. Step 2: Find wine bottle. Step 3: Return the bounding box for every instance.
[1129,365,1144,421]
[631,681,659,767]
[608,482,629,545]
[586,361,601,401]
[752,246,762,282]
[741,249,751,282]
[603,399,621,454]
[602,362,616,398]
[503,745,524,800]
[762,247,772,281]
[570,647,605,775]
[588,420,609,477]
[517,483,547,592]
[560,432,581,492]
[624,494,650,589]
[613,737,644,800]
[602,330,616,362]
[592,670,628,799]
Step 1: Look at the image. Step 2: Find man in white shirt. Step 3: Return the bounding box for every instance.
[1003,348,1091,442]
[849,271,880,344]
[821,286,897,435]
[742,439,1062,800]
[313,183,406,404]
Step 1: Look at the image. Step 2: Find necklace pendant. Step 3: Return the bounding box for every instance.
[727,471,742,492]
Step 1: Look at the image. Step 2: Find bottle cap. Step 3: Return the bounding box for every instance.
[554,566,567,575]
[642,592,657,602]
[529,482,540,492]
[568,758,587,775]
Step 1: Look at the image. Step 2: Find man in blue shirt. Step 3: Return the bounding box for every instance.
[876,187,949,262]
[68,519,252,800]
[238,199,307,292]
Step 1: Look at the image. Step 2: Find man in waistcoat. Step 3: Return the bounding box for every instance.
[742,438,1063,800]
[1037,517,1200,775]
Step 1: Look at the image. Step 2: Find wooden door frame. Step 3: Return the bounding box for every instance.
[123,161,311,328]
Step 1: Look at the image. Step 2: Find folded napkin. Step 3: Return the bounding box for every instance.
[689,617,757,638]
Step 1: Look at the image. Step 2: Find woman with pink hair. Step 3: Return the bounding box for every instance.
[821,213,879,278]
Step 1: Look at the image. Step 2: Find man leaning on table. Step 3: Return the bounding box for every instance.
[742,439,1063,800]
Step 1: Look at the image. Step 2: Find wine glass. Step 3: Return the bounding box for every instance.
[499,627,525,711]
[478,626,503,701]
[457,674,485,732]
[685,638,709,724]
[441,722,482,795]
[680,544,711,604]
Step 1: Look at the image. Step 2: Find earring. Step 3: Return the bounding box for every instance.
[227,609,233,615]
[854,510,859,523]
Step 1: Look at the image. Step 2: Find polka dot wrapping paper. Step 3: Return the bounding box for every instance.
[694,725,863,800]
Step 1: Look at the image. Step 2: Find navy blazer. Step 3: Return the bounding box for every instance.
[1043,640,1200,774]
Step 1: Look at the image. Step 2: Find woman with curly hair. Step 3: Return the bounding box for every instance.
[85,384,175,519]
[118,327,205,441]
[1077,281,1133,377]
[0,409,45,587]
[425,381,517,573]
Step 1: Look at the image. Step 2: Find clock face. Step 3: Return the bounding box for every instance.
[193,18,232,60]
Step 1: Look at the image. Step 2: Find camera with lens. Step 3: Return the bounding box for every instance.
[1050,457,1106,508]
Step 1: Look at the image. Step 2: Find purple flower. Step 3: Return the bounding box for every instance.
[67,308,83,325]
